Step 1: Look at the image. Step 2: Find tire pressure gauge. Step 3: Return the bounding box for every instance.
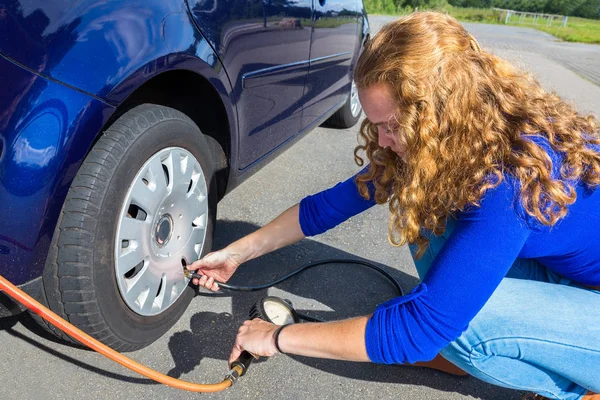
[250,296,300,326]
[230,297,300,379]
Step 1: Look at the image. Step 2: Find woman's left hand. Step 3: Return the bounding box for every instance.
[228,319,280,366]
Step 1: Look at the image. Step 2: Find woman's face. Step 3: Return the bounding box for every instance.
[358,83,405,160]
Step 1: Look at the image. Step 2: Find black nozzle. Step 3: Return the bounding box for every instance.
[230,351,255,377]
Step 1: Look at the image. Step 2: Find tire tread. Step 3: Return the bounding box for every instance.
[32,104,206,351]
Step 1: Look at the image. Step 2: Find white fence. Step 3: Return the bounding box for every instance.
[493,8,568,27]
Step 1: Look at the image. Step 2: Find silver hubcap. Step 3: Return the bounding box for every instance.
[114,147,208,316]
[350,80,362,118]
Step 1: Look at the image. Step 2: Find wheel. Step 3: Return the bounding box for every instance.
[32,104,222,351]
[325,80,363,129]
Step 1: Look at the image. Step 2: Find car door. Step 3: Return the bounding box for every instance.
[301,0,360,127]
[187,0,312,169]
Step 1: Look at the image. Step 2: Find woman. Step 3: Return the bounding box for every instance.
[189,12,600,399]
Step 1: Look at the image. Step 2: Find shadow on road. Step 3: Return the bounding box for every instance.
[0,219,521,398]
[166,219,520,400]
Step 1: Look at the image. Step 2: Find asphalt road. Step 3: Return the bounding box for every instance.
[1,16,599,400]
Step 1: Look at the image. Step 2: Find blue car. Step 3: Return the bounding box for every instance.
[0,0,368,350]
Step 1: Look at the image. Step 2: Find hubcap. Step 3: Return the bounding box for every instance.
[155,214,173,247]
[114,147,208,316]
[350,80,362,118]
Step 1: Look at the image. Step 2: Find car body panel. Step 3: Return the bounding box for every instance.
[0,54,114,285]
[0,1,239,287]
[301,0,360,126]
[187,0,313,169]
[0,0,183,100]
[0,0,367,294]
[0,1,239,133]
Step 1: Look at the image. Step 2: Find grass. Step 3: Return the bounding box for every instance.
[379,7,600,45]
[534,16,600,44]
[445,7,500,24]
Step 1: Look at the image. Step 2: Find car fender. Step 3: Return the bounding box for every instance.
[0,2,238,285]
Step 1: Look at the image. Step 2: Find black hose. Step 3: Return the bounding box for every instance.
[214,258,405,323]
[217,258,404,296]
[188,258,404,323]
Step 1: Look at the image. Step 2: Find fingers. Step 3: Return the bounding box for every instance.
[203,276,220,291]
[199,275,208,287]
[228,322,250,365]
[228,343,243,366]
[191,274,220,291]
[199,275,215,290]
[228,319,279,364]
[187,258,204,271]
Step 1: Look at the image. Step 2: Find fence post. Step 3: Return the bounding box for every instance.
[497,9,566,28]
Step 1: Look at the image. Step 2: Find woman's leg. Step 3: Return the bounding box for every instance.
[439,279,600,399]
[410,219,600,399]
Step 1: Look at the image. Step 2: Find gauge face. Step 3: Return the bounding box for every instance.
[262,298,296,326]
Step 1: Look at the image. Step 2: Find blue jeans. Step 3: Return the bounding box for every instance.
[409,219,600,400]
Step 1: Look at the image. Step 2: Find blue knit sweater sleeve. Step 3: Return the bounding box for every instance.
[299,167,377,236]
[365,177,532,364]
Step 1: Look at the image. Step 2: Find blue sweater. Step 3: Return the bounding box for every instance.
[299,142,600,364]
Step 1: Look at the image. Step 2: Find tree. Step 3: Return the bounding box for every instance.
[572,0,600,18]
[545,0,575,15]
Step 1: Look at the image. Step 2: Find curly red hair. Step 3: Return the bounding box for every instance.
[353,12,600,257]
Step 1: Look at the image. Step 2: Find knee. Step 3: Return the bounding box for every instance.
[439,335,478,369]
[438,327,498,374]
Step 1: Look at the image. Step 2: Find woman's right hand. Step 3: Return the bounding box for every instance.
[187,248,244,291]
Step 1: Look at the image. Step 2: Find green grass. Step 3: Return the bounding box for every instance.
[445,7,501,24]
[373,7,600,45]
[534,16,600,44]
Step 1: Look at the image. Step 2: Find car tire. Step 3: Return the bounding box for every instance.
[325,80,362,129]
[31,104,222,351]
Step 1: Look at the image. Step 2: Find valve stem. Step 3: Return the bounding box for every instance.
[183,269,202,280]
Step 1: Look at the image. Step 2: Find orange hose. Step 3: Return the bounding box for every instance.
[0,274,235,393]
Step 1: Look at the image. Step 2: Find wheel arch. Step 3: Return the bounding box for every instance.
[98,67,234,200]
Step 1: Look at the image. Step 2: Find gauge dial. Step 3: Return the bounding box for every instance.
[250,296,300,326]
[263,299,295,325]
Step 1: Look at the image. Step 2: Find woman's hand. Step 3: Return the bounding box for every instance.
[187,204,304,291]
[187,248,244,291]
[228,319,279,366]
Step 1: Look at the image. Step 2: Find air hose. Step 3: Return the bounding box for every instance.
[0,274,236,392]
[197,258,404,295]
[0,258,402,393]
